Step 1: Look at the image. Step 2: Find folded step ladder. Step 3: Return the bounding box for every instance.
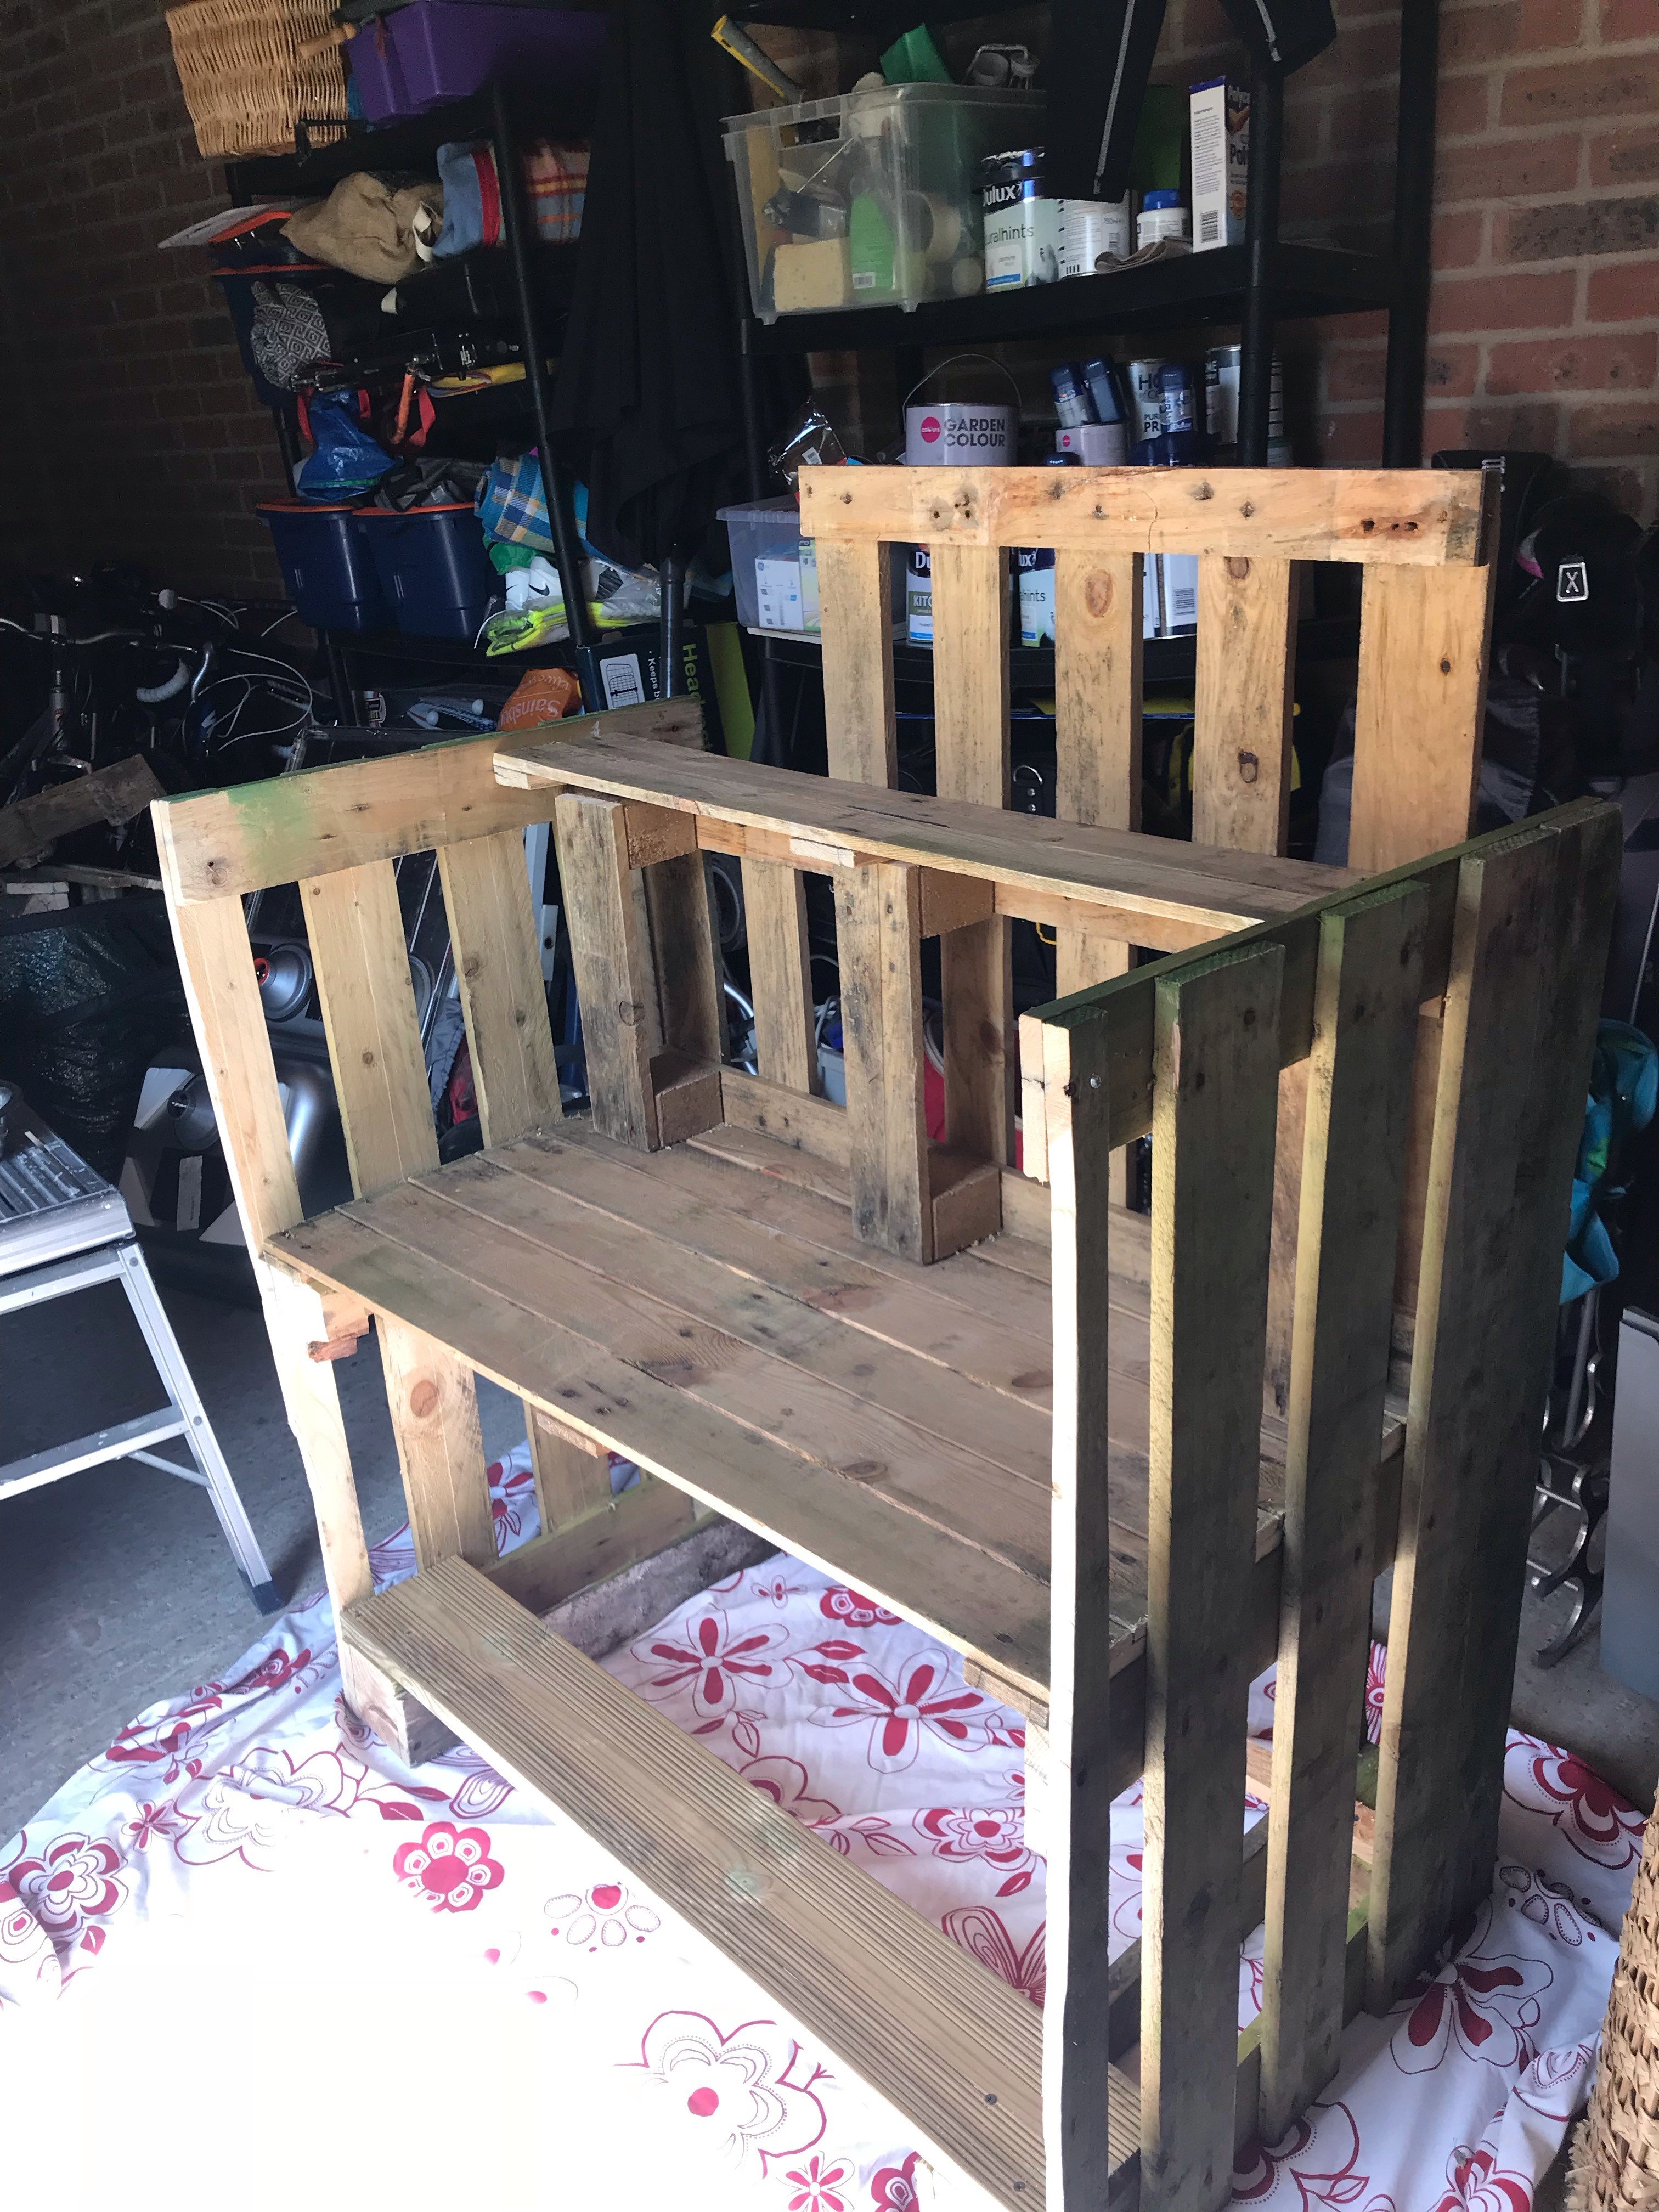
[0,1087,278,1610]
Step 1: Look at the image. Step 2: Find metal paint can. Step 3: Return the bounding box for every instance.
[1125,358,1167,444]
[903,399,1016,465]
[1205,344,1285,446]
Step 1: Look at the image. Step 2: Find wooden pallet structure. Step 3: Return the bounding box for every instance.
[154,467,1621,2212]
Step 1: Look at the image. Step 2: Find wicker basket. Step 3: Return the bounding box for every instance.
[1568,1782,1659,2212]
[165,0,349,161]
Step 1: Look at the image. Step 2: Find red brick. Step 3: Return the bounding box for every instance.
[1600,0,1653,37]
[1433,207,1487,267]
[1435,131,1580,202]
[1324,347,1387,402]
[1435,71,1496,136]
[1440,2,1520,67]
[1587,258,1659,321]
[1497,193,1659,261]
[1590,128,1659,187]
[1318,409,1386,463]
[1428,267,1578,331]
[1461,397,1564,448]
[1516,0,1592,44]
[1567,404,1659,458]
[1487,332,1658,394]
[1501,54,1659,126]
[1425,343,1482,398]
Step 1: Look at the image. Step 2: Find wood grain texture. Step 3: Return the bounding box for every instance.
[527,1410,615,1536]
[437,828,562,1142]
[555,791,658,1148]
[799,465,1489,565]
[498,729,1348,942]
[644,849,724,1070]
[1367,805,1621,2007]
[0,753,162,867]
[1258,882,1427,2139]
[377,1314,497,1569]
[1348,562,1493,872]
[740,856,817,1092]
[156,701,701,902]
[834,861,932,1261]
[1192,556,1295,857]
[1141,941,1284,2212]
[348,1554,1056,2210]
[1043,1010,1128,2204]
[818,537,897,786]
[302,859,439,1194]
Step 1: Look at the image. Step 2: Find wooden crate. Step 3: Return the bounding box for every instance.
[152,469,1619,2212]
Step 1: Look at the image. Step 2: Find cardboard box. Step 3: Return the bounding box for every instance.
[1189,79,1249,252]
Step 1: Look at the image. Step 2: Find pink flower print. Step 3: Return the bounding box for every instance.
[754,1570,800,1609]
[393,1821,503,1914]
[8,1834,127,1943]
[820,1587,899,1630]
[806,1656,988,1773]
[870,2151,924,2210]
[544,1880,658,1949]
[223,1644,313,1697]
[1505,1746,1645,1872]
[638,1613,789,1722]
[1391,1915,1553,2074]
[1365,1641,1387,1746]
[739,1756,842,1827]
[1431,2141,1532,2212]
[916,1806,1036,1897]
[785,2153,852,2211]
[1500,1863,1594,1948]
[1233,2101,1374,2206]
[631,2012,827,2174]
[941,1906,1045,2007]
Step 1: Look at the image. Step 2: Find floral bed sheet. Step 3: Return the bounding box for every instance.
[1,1448,1644,2212]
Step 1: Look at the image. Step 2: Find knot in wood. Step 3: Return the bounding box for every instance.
[617,996,646,1028]
[1084,570,1114,618]
[462,952,482,979]
[361,1048,376,1067]
[1226,556,1251,581]
[409,1379,439,1417]
[1192,480,1214,501]
[1237,750,1260,783]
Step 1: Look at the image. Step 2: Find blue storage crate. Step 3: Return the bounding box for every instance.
[360,504,501,641]
[257,501,389,633]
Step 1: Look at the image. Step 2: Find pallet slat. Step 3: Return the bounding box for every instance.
[346,1554,1063,2211]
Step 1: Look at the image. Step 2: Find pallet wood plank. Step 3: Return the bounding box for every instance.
[740,857,818,1092]
[819,537,898,786]
[347,1554,1055,2210]
[798,465,1489,564]
[1349,563,1491,873]
[157,701,700,902]
[932,542,1016,1172]
[495,728,1356,939]
[1043,1006,1127,2204]
[302,859,439,1194]
[437,827,562,1141]
[1258,881,1427,2139]
[1192,556,1296,857]
[555,791,658,1148]
[301,856,495,1569]
[1141,940,1283,2212]
[644,849,725,1068]
[1366,808,1617,2005]
[834,860,932,1261]
[273,1204,1054,1702]
[0,754,162,868]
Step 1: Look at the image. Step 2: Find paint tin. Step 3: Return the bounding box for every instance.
[1016,545,1057,647]
[907,545,933,644]
[981,148,1059,290]
[1049,361,1094,428]
[903,399,1016,465]
[1157,360,1198,438]
[1055,421,1128,465]
[1057,196,1132,276]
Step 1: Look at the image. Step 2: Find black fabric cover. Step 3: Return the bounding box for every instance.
[1042,0,1168,202]
[548,0,752,568]
[1216,0,1336,74]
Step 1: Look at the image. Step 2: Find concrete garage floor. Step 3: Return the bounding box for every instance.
[0,1266,529,1843]
[5,1269,1659,1845]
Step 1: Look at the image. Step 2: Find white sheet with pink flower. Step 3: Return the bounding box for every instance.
[1,1448,1644,2212]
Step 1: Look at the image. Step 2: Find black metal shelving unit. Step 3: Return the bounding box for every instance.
[730,0,1443,733]
[227,82,610,714]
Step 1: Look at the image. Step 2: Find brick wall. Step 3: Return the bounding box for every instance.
[1161,0,1659,516]
[0,0,287,596]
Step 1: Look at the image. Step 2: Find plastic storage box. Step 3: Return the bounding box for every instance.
[347,1,607,122]
[723,84,1044,322]
[257,501,388,632]
[359,504,501,640]
[719,494,903,635]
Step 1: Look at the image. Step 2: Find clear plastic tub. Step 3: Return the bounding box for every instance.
[719,493,904,635]
[723,84,1043,323]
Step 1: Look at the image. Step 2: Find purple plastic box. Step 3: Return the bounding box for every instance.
[348,2,607,123]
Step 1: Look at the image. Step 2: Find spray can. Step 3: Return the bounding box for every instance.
[1126,358,1166,444]
[1049,362,1096,428]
